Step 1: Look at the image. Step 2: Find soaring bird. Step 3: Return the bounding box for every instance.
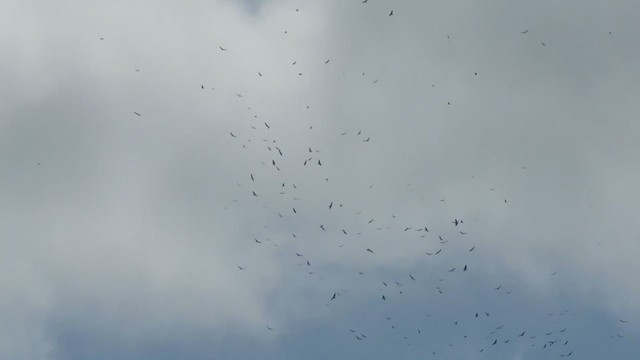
[325,59,330,64]
[331,293,337,300]
[366,248,374,253]
[133,112,142,116]
[521,29,529,34]
[389,10,394,16]
[219,46,227,51]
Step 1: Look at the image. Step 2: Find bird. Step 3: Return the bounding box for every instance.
[266,325,274,331]
[389,10,394,16]
[325,59,330,64]
[521,29,529,34]
[366,248,374,253]
[133,112,142,116]
[238,266,245,270]
[364,137,371,142]
[541,42,546,46]
[219,46,227,51]
[469,246,475,252]
[329,202,333,209]
[331,293,337,300]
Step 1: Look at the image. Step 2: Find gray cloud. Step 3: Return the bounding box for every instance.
[1,0,640,359]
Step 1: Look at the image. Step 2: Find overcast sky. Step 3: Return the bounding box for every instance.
[1,0,640,359]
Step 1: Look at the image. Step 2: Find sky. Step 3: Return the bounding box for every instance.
[1,0,640,359]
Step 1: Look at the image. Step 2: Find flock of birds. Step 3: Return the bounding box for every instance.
[110,2,632,358]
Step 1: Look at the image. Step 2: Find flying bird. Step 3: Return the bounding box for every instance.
[389,10,394,16]
[521,29,529,34]
[219,46,227,51]
[133,112,142,116]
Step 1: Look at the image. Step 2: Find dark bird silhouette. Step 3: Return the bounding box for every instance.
[366,248,374,253]
[469,246,475,252]
[325,59,330,64]
[363,137,371,142]
[238,266,245,270]
[389,10,394,16]
[219,46,227,51]
[252,191,258,197]
[264,122,270,129]
[331,293,337,300]
[329,202,333,209]
[266,325,274,331]
[521,29,529,34]
[133,112,142,116]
